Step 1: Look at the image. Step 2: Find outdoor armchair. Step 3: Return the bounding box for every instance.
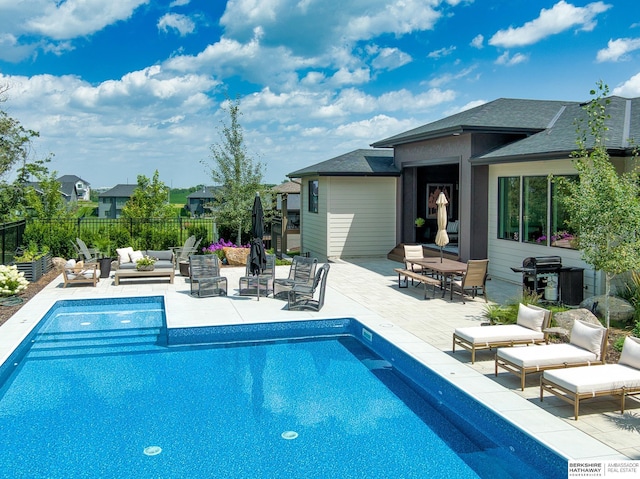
[189,255,227,297]
[451,259,489,303]
[288,263,330,311]
[239,254,276,297]
[273,255,318,299]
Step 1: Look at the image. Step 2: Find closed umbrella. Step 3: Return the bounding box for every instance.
[434,191,449,262]
[249,193,266,300]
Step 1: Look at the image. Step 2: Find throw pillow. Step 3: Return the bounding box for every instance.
[116,247,134,264]
[569,319,605,360]
[129,250,144,263]
[516,303,546,332]
[619,336,640,369]
[64,259,76,270]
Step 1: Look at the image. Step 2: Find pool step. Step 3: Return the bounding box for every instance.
[28,327,166,359]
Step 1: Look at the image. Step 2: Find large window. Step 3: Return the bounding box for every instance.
[523,176,548,244]
[308,180,318,213]
[497,177,520,240]
[497,175,577,249]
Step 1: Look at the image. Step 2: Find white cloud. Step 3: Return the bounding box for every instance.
[443,99,487,116]
[158,13,196,37]
[427,46,456,59]
[489,1,611,48]
[596,38,640,62]
[25,0,150,40]
[169,0,191,6]
[371,47,412,71]
[428,66,478,88]
[612,72,640,97]
[470,34,484,49]
[495,51,528,66]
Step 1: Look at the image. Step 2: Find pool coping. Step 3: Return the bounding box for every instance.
[0,265,630,464]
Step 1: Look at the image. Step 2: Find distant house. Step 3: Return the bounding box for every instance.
[186,187,217,217]
[57,175,91,202]
[98,184,138,218]
[287,149,399,262]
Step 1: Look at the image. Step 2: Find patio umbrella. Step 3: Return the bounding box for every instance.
[434,191,450,262]
[249,193,267,300]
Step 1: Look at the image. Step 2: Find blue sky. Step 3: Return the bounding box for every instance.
[1,0,639,188]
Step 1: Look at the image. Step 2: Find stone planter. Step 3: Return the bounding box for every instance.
[14,253,52,283]
[136,264,155,271]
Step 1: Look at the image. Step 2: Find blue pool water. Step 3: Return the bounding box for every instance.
[0,297,566,478]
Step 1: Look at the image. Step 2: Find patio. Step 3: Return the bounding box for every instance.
[1,257,638,461]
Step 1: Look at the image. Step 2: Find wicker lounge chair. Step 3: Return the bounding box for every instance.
[287,263,330,311]
[453,303,551,363]
[495,319,608,390]
[239,254,276,297]
[541,336,640,420]
[189,255,227,297]
[273,255,318,299]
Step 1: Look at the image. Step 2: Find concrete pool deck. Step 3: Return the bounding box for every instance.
[1,257,638,463]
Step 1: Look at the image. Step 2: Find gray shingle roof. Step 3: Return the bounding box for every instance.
[98,184,138,197]
[474,96,640,163]
[287,149,398,177]
[371,98,571,147]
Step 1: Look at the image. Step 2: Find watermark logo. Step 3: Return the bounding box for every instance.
[569,461,639,478]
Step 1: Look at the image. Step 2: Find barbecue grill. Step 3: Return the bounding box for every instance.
[511,256,562,298]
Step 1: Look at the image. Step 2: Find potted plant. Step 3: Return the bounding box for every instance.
[415,217,425,228]
[13,243,52,282]
[136,255,157,271]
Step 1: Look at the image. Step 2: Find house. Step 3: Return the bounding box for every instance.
[98,184,138,218]
[186,187,217,217]
[290,96,640,297]
[57,175,91,202]
[287,149,399,261]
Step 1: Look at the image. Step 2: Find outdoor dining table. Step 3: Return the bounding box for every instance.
[406,258,468,300]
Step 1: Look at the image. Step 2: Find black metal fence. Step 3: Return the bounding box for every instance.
[1,218,218,264]
[0,220,26,265]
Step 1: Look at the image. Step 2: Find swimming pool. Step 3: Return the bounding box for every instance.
[0,297,565,478]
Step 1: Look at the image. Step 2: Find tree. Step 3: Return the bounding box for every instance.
[121,170,174,220]
[560,81,640,327]
[204,97,264,245]
[0,93,49,221]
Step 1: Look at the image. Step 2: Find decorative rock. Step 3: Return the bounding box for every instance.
[223,247,250,266]
[553,309,602,331]
[579,295,635,324]
[52,257,67,272]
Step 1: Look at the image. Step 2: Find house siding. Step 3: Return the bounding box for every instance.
[488,159,599,298]
[326,177,396,260]
[300,177,327,261]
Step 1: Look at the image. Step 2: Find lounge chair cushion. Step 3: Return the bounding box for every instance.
[116,247,134,264]
[543,364,640,394]
[129,250,144,262]
[454,324,545,346]
[497,343,598,369]
[64,258,77,269]
[619,336,640,369]
[570,320,606,360]
[516,303,546,332]
[147,250,173,262]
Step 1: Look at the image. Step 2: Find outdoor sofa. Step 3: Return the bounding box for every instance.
[114,247,175,270]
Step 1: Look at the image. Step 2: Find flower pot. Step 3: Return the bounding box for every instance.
[99,258,113,278]
[136,265,155,271]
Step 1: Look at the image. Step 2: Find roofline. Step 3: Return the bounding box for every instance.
[287,171,401,178]
[371,126,542,148]
[470,147,633,165]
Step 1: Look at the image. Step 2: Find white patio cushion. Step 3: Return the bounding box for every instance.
[516,303,546,332]
[455,324,544,346]
[570,320,606,360]
[129,250,144,262]
[116,247,134,264]
[497,343,598,369]
[543,364,640,394]
[619,336,640,370]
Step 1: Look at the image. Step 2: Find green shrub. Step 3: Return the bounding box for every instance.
[618,271,640,325]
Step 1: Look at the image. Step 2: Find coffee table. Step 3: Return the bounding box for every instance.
[114,268,175,285]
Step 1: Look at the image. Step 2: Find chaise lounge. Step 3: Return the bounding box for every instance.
[453,303,551,363]
[495,319,608,390]
[540,336,640,420]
